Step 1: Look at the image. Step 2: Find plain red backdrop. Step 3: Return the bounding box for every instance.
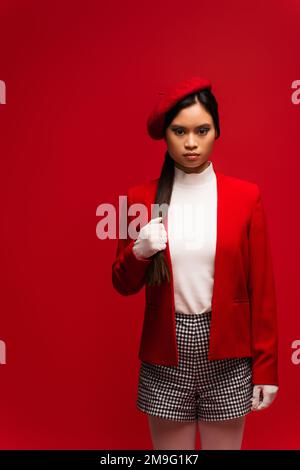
[0,0,299,449]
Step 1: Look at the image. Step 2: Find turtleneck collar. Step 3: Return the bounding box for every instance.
[173,160,215,186]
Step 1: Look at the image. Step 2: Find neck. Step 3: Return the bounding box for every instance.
[174,160,210,174]
[173,160,215,186]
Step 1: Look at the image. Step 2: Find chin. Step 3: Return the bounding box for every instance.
[182,159,205,166]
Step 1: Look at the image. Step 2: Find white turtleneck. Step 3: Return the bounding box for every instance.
[167,160,217,315]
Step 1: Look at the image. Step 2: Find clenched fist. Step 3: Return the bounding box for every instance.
[132,216,168,260]
[251,384,279,411]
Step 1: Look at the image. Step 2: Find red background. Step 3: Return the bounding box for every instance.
[0,0,299,449]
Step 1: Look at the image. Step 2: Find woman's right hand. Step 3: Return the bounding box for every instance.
[132,216,168,260]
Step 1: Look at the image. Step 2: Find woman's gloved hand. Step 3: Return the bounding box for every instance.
[251,384,279,411]
[132,216,168,260]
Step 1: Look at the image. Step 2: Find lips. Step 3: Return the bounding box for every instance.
[184,154,199,156]
[185,154,199,161]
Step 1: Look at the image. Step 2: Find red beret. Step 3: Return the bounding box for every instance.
[147,76,212,140]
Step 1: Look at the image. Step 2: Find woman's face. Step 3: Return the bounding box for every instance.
[164,97,216,173]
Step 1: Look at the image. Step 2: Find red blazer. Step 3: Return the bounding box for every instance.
[112,169,279,386]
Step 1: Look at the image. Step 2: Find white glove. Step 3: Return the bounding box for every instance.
[132,216,168,260]
[251,384,279,411]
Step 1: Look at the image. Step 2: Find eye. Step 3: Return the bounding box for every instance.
[198,127,210,135]
[172,127,210,136]
[173,128,184,136]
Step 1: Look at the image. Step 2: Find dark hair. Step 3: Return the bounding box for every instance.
[145,87,220,286]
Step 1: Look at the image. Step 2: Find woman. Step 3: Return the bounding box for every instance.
[112,76,279,450]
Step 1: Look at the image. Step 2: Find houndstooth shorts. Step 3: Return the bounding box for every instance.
[136,311,253,422]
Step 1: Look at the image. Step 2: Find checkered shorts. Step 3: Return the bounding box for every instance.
[136,311,253,422]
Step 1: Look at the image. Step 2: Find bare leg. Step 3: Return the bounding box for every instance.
[147,414,198,450]
[198,416,246,450]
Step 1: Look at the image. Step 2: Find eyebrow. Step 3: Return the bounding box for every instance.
[170,122,211,128]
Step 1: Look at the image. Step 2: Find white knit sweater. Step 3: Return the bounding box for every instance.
[168,160,217,315]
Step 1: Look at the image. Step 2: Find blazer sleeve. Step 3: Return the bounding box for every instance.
[112,187,152,296]
[248,186,279,386]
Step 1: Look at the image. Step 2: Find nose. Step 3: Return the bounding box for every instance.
[185,134,197,149]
